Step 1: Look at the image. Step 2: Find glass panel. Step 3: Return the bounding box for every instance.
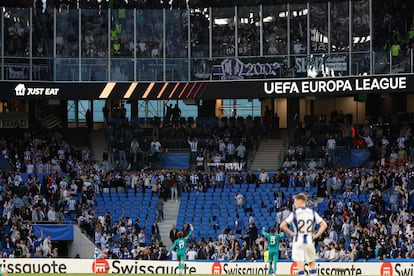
[352,0,371,75]
[373,51,390,75]
[137,100,163,119]
[290,4,308,55]
[352,52,370,75]
[294,53,349,78]
[191,58,213,80]
[67,100,77,123]
[136,59,162,81]
[237,6,260,56]
[331,1,349,52]
[179,101,198,120]
[136,9,163,58]
[32,6,53,57]
[3,8,30,80]
[165,59,188,81]
[56,9,79,58]
[110,58,134,81]
[324,53,349,76]
[93,100,105,122]
[32,58,51,80]
[394,52,412,73]
[3,8,30,57]
[110,9,134,57]
[190,8,209,58]
[4,58,30,80]
[167,100,197,119]
[55,58,80,81]
[212,7,235,57]
[263,5,288,56]
[309,2,328,53]
[222,99,236,117]
[166,9,188,58]
[221,99,260,118]
[81,9,109,58]
[352,0,369,53]
[78,100,91,122]
[373,51,412,74]
[81,58,108,81]
[123,102,131,121]
[137,100,197,121]
[292,54,324,78]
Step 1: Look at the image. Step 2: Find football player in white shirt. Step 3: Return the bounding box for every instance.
[280,193,328,276]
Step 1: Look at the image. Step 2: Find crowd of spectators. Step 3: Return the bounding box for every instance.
[107,112,260,172]
[0,128,103,258]
[282,109,414,172]
[0,0,413,264]
[0,111,261,259]
[86,163,414,262]
[261,109,414,262]
[91,105,414,263]
[0,108,411,264]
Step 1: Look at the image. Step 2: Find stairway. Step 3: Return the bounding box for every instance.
[89,129,109,165]
[249,139,286,171]
[158,199,180,248]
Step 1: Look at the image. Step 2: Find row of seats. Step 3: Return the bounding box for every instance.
[178,184,318,241]
[94,184,319,244]
[95,189,158,245]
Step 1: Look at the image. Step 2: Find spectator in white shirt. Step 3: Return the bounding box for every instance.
[258,169,269,183]
[235,142,247,162]
[234,192,245,208]
[326,135,336,158]
[188,137,198,162]
[226,140,235,162]
[187,246,198,260]
[47,206,57,222]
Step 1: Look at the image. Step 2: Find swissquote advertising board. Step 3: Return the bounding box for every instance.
[0,258,410,275]
[1,74,413,100]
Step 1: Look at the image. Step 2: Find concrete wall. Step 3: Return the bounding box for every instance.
[67,225,97,259]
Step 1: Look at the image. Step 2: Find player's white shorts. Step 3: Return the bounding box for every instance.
[292,242,316,263]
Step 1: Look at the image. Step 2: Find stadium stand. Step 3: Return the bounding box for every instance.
[0,0,414,263]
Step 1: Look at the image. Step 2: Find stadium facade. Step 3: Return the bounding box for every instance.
[0,0,413,128]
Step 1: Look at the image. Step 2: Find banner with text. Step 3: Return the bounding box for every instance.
[0,112,28,128]
[0,74,413,100]
[0,258,411,275]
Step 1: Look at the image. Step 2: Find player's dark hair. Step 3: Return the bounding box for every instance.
[269,227,276,233]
